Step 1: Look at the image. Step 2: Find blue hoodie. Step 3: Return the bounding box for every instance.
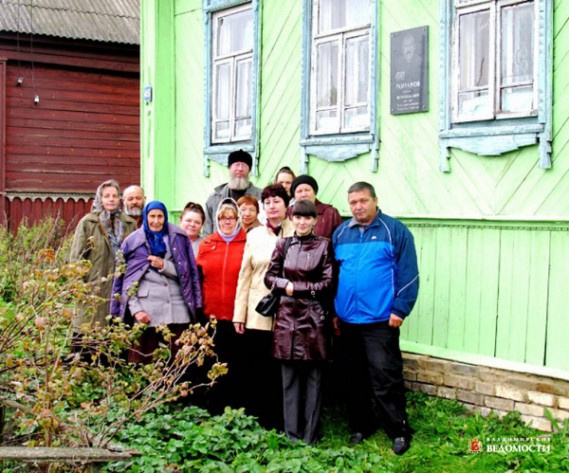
[333,211,419,324]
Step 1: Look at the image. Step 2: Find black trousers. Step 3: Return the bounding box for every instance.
[240,329,283,430]
[338,321,411,439]
[207,319,244,413]
[281,360,323,445]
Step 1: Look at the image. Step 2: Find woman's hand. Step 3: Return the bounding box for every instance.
[134,311,151,324]
[285,281,294,296]
[233,322,245,334]
[147,255,164,270]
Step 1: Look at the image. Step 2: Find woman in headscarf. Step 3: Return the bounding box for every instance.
[196,198,247,411]
[110,201,202,363]
[70,179,137,330]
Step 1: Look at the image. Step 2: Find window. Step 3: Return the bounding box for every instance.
[453,0,536,122]
[203,0,259,174]
[439,0,552,171]
[300,0,379,172]
[310,0,371,134]
[211,5,253,143]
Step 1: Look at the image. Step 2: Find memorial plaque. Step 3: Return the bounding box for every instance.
[390,26,429,115]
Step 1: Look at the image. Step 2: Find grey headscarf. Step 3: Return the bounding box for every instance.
[91,179,124,253]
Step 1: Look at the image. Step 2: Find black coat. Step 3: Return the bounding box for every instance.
[264,234,334,360]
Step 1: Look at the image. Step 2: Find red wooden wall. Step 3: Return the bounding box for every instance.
[0,34,140,232]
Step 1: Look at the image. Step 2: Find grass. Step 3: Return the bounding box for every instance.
[317,391,568,472]
[103,390,569,473]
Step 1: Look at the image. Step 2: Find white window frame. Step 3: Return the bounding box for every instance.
[211,3,254,144]
[451,0,538,123]
[309,0,372,136]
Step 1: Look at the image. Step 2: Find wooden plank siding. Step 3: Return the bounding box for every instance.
[402,221,569,372]
[4,62,139,191]
[0,33,140,230]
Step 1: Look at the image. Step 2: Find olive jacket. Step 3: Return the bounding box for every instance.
[70,211,137,328]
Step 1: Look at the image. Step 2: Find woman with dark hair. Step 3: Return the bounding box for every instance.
[110,201,202,363]
[237,194,262,232]
[265,200,333,444]
[196,198,247,410]
[275,166,296,197]
[70,179,137,330]
[233,184,294,428]
[179,202,206,255]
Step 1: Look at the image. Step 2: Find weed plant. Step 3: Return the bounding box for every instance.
[105,391,568,473]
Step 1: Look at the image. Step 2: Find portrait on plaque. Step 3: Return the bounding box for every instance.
[390,26,429,115]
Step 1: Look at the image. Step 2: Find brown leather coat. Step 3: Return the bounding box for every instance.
[264,234,334,361]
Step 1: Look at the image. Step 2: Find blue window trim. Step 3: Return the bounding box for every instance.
[202,0,260,176]
[300,0,380,173]
[438,0,553,173]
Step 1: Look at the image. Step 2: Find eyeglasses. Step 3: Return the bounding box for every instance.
[219,217,237,222]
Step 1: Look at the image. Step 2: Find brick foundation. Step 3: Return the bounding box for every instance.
[403,353,569,432]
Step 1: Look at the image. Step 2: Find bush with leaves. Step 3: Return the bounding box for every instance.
[0,218,226,449]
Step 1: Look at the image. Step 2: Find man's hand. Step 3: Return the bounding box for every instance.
[134,311,151,324]
[388,313,404,328]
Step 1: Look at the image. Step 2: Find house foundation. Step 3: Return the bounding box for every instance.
[403,353,569,432]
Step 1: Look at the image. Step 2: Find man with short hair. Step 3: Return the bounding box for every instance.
[123,185,145,227]
[203,150,262,236]
[333,181,419,455]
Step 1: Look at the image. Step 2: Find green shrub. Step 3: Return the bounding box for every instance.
[0,219,225,450]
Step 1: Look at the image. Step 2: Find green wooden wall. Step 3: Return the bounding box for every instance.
[141,0,569,376]
[403,220,569,374]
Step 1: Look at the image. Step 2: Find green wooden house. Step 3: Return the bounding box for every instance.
[140,0,569,423]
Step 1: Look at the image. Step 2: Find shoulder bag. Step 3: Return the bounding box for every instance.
[255,237,292,317]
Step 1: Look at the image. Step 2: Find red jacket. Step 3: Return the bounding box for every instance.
[196,229,247,321]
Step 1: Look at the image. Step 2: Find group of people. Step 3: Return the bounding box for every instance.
[70,149,419,455]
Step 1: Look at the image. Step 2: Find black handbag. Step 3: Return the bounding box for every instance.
[255,237,292,317]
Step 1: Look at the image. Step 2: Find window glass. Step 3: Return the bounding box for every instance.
[316,41,339,108]
[500,2,534,112]
[235,59,252,138]
[345,34,369,106]
[217,9,253,55]
[458,10,490,119]
[318,0,369,32]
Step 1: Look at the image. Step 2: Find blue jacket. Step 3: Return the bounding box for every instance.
[333,211,419,324]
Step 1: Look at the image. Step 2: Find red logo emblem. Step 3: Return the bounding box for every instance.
[470,438,481,453]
